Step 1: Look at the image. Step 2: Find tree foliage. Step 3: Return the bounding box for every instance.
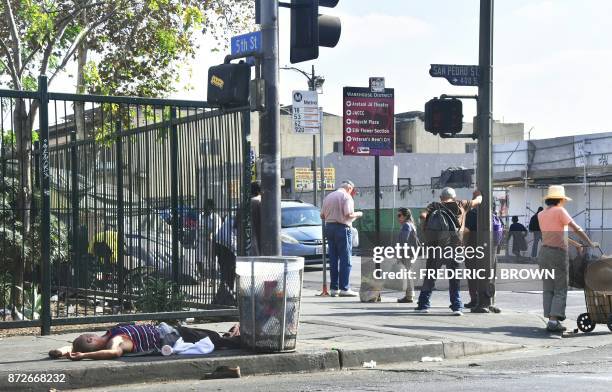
[0,0,254,93]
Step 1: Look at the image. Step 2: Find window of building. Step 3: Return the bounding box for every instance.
[465,143,477,154]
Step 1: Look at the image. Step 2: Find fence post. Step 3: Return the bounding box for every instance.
[38,75,51,335]
[115,121,125,303]
[70,129,83,288]
[241,111,251,256]
[169,108,180,292]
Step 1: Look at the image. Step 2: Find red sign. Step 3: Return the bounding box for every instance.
[343,87,394,156]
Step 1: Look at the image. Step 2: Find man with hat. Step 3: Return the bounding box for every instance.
[538,185,599,332]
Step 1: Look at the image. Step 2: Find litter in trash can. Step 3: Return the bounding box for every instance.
[236,256,304,352]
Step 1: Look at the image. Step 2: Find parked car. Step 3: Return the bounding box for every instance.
[280,200,359,265]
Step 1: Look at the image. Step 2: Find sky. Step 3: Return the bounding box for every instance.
[54,0,612,140]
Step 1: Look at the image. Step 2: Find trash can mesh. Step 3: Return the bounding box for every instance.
[236,257,304,352]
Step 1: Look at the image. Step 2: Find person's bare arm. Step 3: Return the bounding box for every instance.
[347,211,363,219]
[68,336,127,361]
[419,211,428,231]
[470,190,483,208]
[568,221,599,247]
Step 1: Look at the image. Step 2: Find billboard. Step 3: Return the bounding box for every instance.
[343,87,394,156]
[294,167,336,192]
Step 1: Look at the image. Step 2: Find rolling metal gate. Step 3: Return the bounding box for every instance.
[0,76,251,334]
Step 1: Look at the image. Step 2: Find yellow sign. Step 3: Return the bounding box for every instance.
[294,167,335,191]
[211,75,224,89]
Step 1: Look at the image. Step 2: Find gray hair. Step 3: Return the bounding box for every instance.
[440,187,456,200]
[341,180,355,189]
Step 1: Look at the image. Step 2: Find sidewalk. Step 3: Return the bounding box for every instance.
[1,288,611,391]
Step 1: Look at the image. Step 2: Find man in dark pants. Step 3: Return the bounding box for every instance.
[214,215,237,306]
[415,187,482,316]
[464,208,502,312]
[529,207,544,259]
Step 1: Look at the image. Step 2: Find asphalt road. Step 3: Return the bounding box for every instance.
[87,343,612,391]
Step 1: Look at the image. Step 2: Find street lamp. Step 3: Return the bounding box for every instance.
[281,65,325,205]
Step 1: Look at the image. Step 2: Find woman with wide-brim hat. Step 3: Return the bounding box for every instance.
[537,185,599,332]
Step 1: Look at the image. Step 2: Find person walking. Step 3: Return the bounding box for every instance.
[320,180,363,297]
[397,208,420,303]
[415,187,482,315]
[508,216,528,260]
[538,185,598,332]
[529,207,544,259]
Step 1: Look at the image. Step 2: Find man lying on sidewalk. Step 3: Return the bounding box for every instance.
[48,323,240,360]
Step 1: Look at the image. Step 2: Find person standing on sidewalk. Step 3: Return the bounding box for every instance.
[538,185,598,332]
[397,208,420,303]
[529,207,544,259]
[463,207,504,309]
[508,216,528,260]
[415,187,482,316]
[320,180,363,297]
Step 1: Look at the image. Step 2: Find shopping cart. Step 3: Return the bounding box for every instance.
[576,247,612,333]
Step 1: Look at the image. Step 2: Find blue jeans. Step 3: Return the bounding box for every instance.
[417,256,463,311]
[325,223,353,291]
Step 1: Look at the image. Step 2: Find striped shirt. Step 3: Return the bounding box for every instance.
[106,324,162,353]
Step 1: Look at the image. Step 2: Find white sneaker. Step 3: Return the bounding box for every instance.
[339,289,358,297]
[329,289,339,297]
[414,308,429,313]
[452,310,464,316]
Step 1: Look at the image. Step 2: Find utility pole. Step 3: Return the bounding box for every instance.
[311,65,318,206]
[260,0,281,255]
[475,0,495,312]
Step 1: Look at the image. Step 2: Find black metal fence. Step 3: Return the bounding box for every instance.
[1,76,251,334]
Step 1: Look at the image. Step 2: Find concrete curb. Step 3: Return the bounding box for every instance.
[0,341,519,391]
[336,341,519,368]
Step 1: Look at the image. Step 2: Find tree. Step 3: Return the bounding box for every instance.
[0,0,253,306]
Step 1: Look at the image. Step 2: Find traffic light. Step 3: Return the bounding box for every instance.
[290,0,341,64]
[424,97,463,135]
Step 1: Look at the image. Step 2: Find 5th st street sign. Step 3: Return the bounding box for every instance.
[429,64,480,86]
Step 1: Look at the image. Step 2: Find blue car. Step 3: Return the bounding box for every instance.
[281,200,325,265]
[280,200,359,265]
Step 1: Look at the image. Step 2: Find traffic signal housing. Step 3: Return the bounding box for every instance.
[424,97,463,135]
[290,0,341,64]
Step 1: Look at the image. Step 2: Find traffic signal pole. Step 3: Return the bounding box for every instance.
[475,0,495,310]
[260,0,282,256]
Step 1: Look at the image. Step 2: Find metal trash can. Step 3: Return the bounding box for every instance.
[236,256,304,352]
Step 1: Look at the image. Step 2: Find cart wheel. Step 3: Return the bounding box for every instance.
[607,315,612,332]
[577,313,596,332]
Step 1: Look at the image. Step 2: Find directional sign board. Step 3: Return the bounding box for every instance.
[231,31,262,56]
[292,90,320,134]
[343,87,394,156]
[429,64,480,86]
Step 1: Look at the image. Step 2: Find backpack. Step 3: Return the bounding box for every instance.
[492,215,504,246]
[424,203,461,246]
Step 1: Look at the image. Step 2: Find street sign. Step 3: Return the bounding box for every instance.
[343,87,395,156]
[369,77,385,93]
[429,64,480,86]
[292,90,320,134]
[294,167,335,191]
[231,31,263,56]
